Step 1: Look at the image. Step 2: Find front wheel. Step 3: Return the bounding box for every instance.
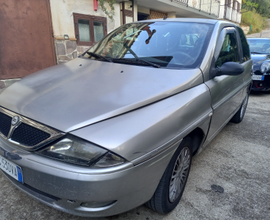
[145,137,192,214]
[230,92,249,123]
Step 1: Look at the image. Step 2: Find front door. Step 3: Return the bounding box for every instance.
[205,27,247,140]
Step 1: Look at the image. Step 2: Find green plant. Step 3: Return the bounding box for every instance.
[242,0,259,11]
[241,10,267,34]
[242,0,270,17]
[99,0,116,21]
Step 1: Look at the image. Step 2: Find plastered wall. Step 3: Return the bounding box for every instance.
[50,0,121,39]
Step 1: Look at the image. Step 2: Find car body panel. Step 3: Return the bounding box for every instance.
[203,25,252,142]
[205,60,252,141]
[0,134,179,217]
[71,83,212,161]
[0,58,203,133]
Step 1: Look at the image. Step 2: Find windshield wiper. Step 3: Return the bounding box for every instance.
[122,44,160,68]
[251,52,265,54]
[86,52,112,62]
[136,58,161,68]
[112,57,160,68]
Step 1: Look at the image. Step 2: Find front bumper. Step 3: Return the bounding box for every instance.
[252,75,270,91]
[0,136,178,217]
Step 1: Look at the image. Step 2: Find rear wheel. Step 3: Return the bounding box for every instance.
[145,137,192,214]
[230,92,249,123]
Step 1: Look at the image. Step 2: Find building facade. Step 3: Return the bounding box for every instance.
[219,0,242,23]
[0,0,242,83]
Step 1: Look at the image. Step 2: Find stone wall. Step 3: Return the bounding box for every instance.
[150,10,167,19]
[55,39,77,64]
[54,39,91,64]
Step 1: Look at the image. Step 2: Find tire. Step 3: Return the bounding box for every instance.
[230,92,249,123]
[145,137,192,214]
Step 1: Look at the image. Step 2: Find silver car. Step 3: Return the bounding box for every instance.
[0,18,252,217]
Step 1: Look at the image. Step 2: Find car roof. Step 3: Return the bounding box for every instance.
[135,18,238,26]
[247,38,270,40]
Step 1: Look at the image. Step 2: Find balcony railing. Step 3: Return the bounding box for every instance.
[224,6,241,23]
[171,0,220,17]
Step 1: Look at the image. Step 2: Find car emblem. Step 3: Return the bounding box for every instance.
[11,116,20,126]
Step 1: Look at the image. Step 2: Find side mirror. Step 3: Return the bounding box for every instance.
[216,62,244,76]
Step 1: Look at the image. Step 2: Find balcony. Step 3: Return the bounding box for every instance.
[171,0,220,17]
[136,0,220,19]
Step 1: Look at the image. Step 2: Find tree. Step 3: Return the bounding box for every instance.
[242,0,270,17]
[256,0,270,17]
[242,0,259,11]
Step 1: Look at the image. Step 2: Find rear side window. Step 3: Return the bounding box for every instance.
[237,27,251,62]
[215,32,239,67]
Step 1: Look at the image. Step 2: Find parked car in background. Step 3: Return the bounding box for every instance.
[0,19,252,217]
[247,38,270,91]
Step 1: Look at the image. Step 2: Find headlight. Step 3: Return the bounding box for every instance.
[260,61,270,73]
[38,136,126,167]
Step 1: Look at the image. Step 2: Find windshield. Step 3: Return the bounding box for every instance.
[247,39,270,54]
[83,22,213,69]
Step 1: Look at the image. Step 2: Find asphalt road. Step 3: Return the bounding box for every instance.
[0,91,269,220]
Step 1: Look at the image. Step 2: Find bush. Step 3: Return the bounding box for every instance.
[241,10,267,34]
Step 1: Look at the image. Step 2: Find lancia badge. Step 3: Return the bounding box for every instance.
[11,116,20,126]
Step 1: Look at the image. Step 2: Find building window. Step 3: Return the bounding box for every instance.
[73,13,107,46]
[237,2,241,12]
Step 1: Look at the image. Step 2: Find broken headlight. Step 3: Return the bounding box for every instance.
[38,136,125,167]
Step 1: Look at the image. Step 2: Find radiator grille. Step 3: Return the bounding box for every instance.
[0,107,62,149]
[11,123,51,147]
[0,112,12,137]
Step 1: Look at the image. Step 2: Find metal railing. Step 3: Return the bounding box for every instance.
[173,0,188,4]
[171,0,220,17]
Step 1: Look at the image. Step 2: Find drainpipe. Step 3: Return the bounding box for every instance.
[210,0,212,15]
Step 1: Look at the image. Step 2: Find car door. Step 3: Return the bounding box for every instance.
[205,27,249,141]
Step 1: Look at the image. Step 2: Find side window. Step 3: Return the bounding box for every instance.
[237,27,251,62]
[215,32,239,67]
[74,13,107,46]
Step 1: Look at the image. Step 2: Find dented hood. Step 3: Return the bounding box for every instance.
[0,58,203,132]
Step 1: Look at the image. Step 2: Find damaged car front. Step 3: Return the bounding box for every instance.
[0,19,251,217]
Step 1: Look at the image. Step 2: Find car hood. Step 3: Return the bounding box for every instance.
[0,58,203,132]
[251,54,270,73]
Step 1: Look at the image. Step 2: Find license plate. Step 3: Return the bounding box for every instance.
[0,154,23,183]
[252,75,265,81]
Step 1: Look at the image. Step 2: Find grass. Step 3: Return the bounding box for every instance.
[241,10,268,34]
